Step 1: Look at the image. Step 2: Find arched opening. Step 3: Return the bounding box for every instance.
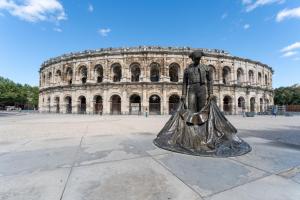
[248,70,254,84]
[55,70,62,83]
[112,63,122,82]
[66,67,73,85]
[260,98,263,112]
[169,63,179,82]
[222,66,230,84]
[129,94,141,115]
[265,74,268,86]
[237,68,243,84]
[47,97,51,113]
[258,72,262,85]
[250,97,256,112]
[65,96,72,114]
[42,74,46,86]
[149,95,161,115]
[78,96,86,114]
[150,63,160,82]
[237,96,245,113]
[130,63,141,82]
[110,95,121,114]
[208,65,216,83]
[54,97,60,113]
[265,98,269,111]
[95,65,103,83]
[79,66,88,84]
[223,96,232,114]
[48,72,52,85]
[94,95,103,114]
[169,94,180,114]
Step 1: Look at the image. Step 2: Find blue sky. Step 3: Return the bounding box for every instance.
[0,0,299,88]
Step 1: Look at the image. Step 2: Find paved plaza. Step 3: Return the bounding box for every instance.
[0,113,300,200]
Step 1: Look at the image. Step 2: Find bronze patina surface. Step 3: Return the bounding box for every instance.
[154,51,251,157]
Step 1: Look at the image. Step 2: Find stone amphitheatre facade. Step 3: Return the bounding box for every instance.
[39,46,274,115]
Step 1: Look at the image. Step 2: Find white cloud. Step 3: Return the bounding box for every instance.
[88,3,93,12]
[98,28,111,37]
[242,0,252,5]
[243,24,250,29]
[282,51,298,57]
[244,0,285,12]
[221,13,227,20]
[53,27,62,32]
[276,7,300,22]
[0,0,66,23]
[281,42,300,52]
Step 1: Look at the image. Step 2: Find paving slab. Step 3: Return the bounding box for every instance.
[61,157,201,200]
[76,135,148,166]
[232,137,300,173]
[278,166,300,184]
[207,175,300,200]
[154,153,267,197]
[0,145,77,177]
[0,168,69,200]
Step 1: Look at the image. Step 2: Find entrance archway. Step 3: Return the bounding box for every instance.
[55,97,60,113]
[260,98,263,112]
[110,95,121,114]
[94,95,103,114]
[65,96,72,114]
[149,95,161,115]
[47,97,51,113]
[223,96,232,114]
[237,96,245,113]
[169,94,180,114]
[78,96,86,114]
[129,94,141,115]
[250,97,256,112]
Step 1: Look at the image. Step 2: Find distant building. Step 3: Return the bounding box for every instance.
[39,46,274,115]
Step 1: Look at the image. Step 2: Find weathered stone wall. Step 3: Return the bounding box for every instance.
[39,47,274,115]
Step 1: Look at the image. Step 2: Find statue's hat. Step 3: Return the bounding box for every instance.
[189,50,204,59]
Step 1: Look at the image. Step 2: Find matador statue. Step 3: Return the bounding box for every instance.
[154,50,251,157]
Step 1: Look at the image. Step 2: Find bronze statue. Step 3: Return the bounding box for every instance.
[182,51,213,113]
[154,50,251,157]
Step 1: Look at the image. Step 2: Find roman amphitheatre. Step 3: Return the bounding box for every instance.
[39,46,274,115]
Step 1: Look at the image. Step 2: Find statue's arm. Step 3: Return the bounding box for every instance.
[207,67,213,96]
[182,69,188,98]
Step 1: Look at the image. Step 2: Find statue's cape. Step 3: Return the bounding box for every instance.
[153,99,251,157]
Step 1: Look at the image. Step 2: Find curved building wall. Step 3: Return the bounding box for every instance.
[39,46,274,115]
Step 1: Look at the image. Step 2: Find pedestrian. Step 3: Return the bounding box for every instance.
[272,105,278,117]
[145,107,148,117]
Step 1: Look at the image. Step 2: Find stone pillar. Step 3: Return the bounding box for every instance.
[142,86,148,114]
[103,89,109,114]
[121,89,128,114]
[73,94,78,114]
[162,86,167,115]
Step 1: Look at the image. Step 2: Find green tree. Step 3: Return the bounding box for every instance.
[274,84,300,105]
[0,76,39,109]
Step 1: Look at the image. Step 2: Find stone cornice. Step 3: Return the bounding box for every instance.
[39,46,273,73]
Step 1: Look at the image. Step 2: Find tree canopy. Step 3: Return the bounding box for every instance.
[0,76,38,109]
[274,84,300,105]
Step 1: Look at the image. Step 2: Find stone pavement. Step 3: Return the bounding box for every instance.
[0,113,300,200]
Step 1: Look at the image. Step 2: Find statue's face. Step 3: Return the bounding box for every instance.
[192,57,201,65]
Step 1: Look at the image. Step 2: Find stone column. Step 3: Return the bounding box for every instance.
[162,86,167,115]
[122,88,128,114]
[103,89,109,114]
[142,86,148,115]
